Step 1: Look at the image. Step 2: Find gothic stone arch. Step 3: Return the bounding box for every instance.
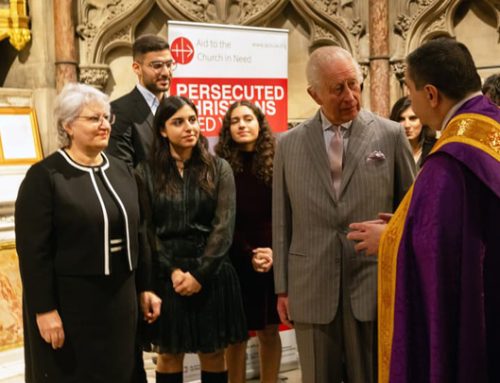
[76,0,368,89]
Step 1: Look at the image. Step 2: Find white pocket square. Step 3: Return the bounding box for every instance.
[366,150,386,161]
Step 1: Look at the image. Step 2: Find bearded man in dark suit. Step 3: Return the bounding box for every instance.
[107,34,174,167]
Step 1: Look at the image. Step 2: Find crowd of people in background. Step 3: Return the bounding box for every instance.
[14,33,499,383]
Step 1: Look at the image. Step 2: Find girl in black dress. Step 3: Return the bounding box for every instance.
[215,101,281,383]
[136,96,247,383]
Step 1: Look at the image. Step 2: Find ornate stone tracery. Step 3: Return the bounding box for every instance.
[76,0,152,88]
[414,0,434,6]
[394,14,411,39]
[390,0,500,89]
[291,0,366,58]
[75,0,369,89]
[1,0,498,185]
[347,17,365,38]
[394,0,500,54]
[317,0,340,15]
[390,60,406,86]
[71,0,500,112]
[374,0,497,110]
[79,64,110,90]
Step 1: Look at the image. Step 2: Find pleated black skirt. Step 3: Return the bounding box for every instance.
[145,259,248,354]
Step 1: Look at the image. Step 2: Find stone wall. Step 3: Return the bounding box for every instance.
[1,0,499,154]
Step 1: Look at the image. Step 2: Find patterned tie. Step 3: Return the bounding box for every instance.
[329,125,343,196]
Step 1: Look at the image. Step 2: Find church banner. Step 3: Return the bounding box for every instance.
[168,21,288,136]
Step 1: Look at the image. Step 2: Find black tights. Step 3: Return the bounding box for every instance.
[155,370,228,383]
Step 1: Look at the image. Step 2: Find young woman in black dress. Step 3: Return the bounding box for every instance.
[136,96,247,383]
[215,101,281,383]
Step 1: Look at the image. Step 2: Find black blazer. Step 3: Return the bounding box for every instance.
[107,87,155,168]
[15,150,142,314]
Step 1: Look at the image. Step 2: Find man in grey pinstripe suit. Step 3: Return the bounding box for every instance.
[272,45,416,383]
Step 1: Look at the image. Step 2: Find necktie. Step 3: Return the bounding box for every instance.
[329,125,343,195]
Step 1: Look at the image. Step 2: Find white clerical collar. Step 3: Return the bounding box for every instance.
[136,83,162,115]
[320,110,353,132]
[441,91,482,131]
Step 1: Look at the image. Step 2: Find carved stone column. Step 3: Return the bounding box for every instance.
[54,0,77,91]
[369,0,390,117]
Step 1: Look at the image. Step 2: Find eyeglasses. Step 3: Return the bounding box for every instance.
[147,60,177,72]
[75,114,115,125]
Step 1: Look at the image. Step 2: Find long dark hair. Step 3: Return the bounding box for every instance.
[150,95,215,195]
[215,100,275,186]
[389,96,435,143]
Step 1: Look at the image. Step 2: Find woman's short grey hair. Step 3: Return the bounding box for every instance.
[55,82,110,147]
[306,45,364,91]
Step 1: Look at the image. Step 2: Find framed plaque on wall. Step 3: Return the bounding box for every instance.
[0,107,43,165]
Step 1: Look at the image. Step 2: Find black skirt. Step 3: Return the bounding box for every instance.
[24,254,137,383]
[232,258,280,331]
[144,259,248,354]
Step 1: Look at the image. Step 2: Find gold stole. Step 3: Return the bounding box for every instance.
[378,113,500,383]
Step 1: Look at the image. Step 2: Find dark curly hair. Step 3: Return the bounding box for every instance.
[150,95,215,196]
[215,100,275,186]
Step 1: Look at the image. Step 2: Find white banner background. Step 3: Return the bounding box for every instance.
[168,21,288,136]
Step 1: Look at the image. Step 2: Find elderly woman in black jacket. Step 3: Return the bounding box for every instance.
[15,83,160,383]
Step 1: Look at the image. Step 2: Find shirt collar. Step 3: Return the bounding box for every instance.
[320,110,353,131]
[136,83,161,115]
[441,91,482,131]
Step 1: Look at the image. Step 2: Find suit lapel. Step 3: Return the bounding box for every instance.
[304,112,337,203]
[132,87,154,128]
[132,87,155,138]
[338,110,373,197]
[145,111,154,130]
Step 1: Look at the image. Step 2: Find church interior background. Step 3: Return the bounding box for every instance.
[0,0,499,381]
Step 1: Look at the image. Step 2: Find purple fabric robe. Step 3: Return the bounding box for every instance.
[389,95,500,382]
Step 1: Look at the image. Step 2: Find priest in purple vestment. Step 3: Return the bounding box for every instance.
[347,38,500,383]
